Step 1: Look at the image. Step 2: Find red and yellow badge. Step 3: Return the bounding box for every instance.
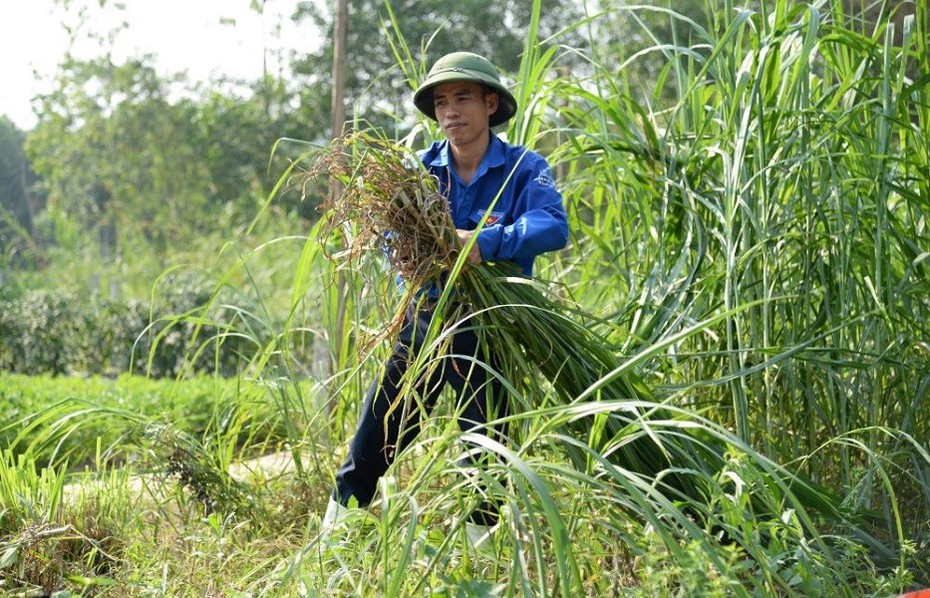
[473,209,504,225]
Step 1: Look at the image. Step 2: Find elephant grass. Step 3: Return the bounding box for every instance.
[309,131,885,564]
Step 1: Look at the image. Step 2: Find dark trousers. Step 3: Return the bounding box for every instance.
[333,306,506,525]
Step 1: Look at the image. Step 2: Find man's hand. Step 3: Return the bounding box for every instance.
[392,250,416,279]
[456,229,483,265]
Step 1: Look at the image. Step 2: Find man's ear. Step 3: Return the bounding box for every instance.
[486,92,499,117]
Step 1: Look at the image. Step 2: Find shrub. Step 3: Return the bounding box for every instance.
[0,290,87,375]
[0,279,251,377]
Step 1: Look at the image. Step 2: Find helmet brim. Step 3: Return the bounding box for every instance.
[413,70,517,128]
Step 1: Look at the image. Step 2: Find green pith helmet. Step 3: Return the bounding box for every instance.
[413,52,518,128]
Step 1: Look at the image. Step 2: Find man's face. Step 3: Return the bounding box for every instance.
[432,81,499,148]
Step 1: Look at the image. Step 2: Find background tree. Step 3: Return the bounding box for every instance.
[25,57,213,253]
[290,0,585,134]
[0,117,42,268]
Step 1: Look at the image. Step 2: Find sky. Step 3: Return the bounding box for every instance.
[0,0,313,130]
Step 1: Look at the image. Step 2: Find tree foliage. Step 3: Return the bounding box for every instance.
[291,0,584,132]
[26,58,209,250]
[23,55,310,260]
[0,117,42,265]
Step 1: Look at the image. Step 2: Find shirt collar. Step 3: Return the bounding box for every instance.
[426,134,506,178]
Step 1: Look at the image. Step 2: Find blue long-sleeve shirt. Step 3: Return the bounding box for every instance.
[419,134,569,277]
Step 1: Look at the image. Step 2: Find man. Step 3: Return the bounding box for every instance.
[323,51,569,546]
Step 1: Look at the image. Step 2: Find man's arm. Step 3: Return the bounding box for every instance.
[474,158,569,262]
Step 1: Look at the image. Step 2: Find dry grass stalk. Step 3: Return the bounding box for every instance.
[314,134,460,286]
[310,133,465,344]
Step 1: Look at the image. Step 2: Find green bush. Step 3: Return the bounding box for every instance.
[0,290,86,375]
[0,278,252,377]
[135,271,250,378]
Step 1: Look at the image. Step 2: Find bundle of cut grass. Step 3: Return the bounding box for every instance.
[312,134,462,344]
[311,132,890,559]
[458,264,856,527]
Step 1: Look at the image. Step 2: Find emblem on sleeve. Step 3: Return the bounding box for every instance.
[534,167,556,188]
[473,208,503,225]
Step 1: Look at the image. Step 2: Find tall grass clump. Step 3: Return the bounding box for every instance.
[265,0,927,593]
[546,0,929,582]
[0,448,135,594]
[292,114,905,593]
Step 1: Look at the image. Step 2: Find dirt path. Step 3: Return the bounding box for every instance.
[63,450,303,502]
[229,450,300,480]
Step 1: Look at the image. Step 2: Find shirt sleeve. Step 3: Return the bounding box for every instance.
[475,156,569,262]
